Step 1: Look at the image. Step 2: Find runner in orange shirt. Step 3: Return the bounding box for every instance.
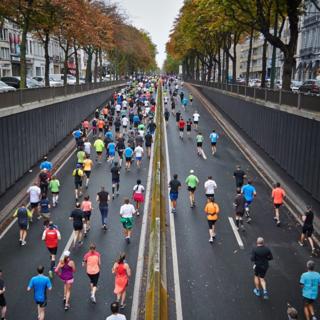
[97,119,104,137]
[205,197,219,243]
[271,182,286,227]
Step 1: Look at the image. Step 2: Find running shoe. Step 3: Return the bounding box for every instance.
[298,241,304,246]
[79,192,83,197]
[37,215,41,220]
[48,271,52,279]
[76,197,78,201]
[21,241,26,246]
[112,194,115,199]
[312,316,317,320]
[63,296,66,302]
[209,238,213,243]
[137,212,140,216]
[116,300,120,305]
[241,226,245,232]
[19,239,22,245]
[120,304,126,309]
[190,204,193,208]
[253,289,260,297]
[171,208,175,213]
[263,291,269,300]
[247,218,252,223]
[53,203,56,207]
[78,241,83,247]
[127,238,131,244]
[273,217,277,220]
[72,242,76,250]
[103,224,107,230]
[312,248,316,255]
[65,304,70,310]
[212,233,216,238]
[95,156,98,161]
[56,200,58,205]
[126,238,129,244]
[277,220,280,226]
[91,295,96,304]
[84,232,87,238]
[116,191,120,195]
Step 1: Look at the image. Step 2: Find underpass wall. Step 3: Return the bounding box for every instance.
[195,85,320,203]
[0,86,122,196]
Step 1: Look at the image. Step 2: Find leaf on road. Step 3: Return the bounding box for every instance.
[234,250,237,253]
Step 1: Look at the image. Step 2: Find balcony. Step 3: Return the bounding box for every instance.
[300,46,320,56]
[303,15,318,26]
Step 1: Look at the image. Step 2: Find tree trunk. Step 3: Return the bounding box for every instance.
[207,60,213,82]
[99,48,103,81]
[261,38,268,87]
[44,31,50,87]
[201,61,205,80]
[233,43,237,84]
[226,53,229,83]
[196,57,199,80]
[94,49,98,83]
[246,26,254,86]
[218,49,221,82]
[63,42,69,86]
[20,22,29,89]
[213,63,216,82]
[74,44,79,84]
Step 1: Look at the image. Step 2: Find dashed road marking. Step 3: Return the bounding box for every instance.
[228,217,244,249]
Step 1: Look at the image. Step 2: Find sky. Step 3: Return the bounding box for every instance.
[115,0,184,69]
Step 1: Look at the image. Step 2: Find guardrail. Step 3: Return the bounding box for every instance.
[145,83,168,320]
[0,80,127,109]
[186,79,320,113]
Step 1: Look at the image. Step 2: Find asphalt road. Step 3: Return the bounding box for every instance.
[164,82,319,319]
[0,92,154,320]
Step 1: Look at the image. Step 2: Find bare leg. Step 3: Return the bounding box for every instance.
[304,303,311,320]
[65,283,72,305]
[254,275,260,290]
[259,278,267,291]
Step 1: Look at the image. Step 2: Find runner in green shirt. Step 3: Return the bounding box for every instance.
[77,150,86,165]
[185,170,199,208]
[49,175,60,207]
[196,132,204,155]
[93,137,105,163]
[190,94,194,106]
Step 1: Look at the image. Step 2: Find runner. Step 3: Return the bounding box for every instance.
[271,182,286,227]
[38,194,51,229]
[204,176,217,203]
[163,108,170,127]
[233,165,246,188]
[76,136,85,151]
[82,243,101,304]
[84,138,92,155]
[168,174,182,213]
[147,119,156,137]
[133,144,144,169]
[196,131,204,155]
[92,119,97,138]
[116,138,125,168]
[27,181,41,221]
[39,157,52,172]
[233,188,246,232]
[72,127,83,141]
[132,179,144,216]
[12,203,32,246]
[107,302,126,320]
[42,221,61,279]
[72,164,83,201]
[300,260,320,320]
[83,154,93,188]
[110,162,121,199]
[54,251,75,310]
[39,169,50,196]
[192,111,200,131]
[108,139,116,164]
[186,118,192,138]
[180,91,184,103]
[97,118,104,137]
[185,170,199,208]
[205,197,220,243]
[121,115,129,135]
[0,268,7,320]
[96,186,110,230]
[114,117,122,138]
[119,198,136,244]
[124,145,134,171]
[178,117,185,139]
[182,96,188,111]
[209,129,219,155]
[108,113,114,131]
[171,98,176,115]
[93,137,105,164]
[69,203,85,249]
[112,252,131,309]
[144,131,153,158]
[27,265,52,320]
[251,237,273,300]
[241,179,256,223]
[77,148,86,167]
[83,119,89,135]
[82,195,93,237]
[189,93,193,106]
[176,110,181,127]
[298,205,315,255]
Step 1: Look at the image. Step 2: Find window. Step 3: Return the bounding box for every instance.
[0,29,8,41]
[1,47,9,59]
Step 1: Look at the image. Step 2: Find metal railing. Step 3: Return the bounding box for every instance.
[0,80,127,109]
[186,80,320,113]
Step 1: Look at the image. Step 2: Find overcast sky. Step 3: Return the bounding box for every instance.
[116,0,184,69]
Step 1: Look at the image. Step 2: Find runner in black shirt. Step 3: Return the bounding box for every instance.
[186,118,192,138]
[110,162,120,199]
[116,140,125,168]
[144,132,153,158]
[114,119,122,137]
[0,269,7,319]
[69,203,85,248]
[176,110,181,127]
[168,174,182,213]
[233,165,247,188]
[108,114,114,130]
[164,109,170,127]
[233,188,246,232]
[298,205,315,254]
[171,98,176,115]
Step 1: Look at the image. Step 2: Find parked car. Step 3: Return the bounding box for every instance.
[299,79,320,94]
[265,79,270,88]
[254,79,262,87]
[1,76,42,89]
[0,80,16,93]
[290,81,303,93]
[32,76,63,87]
[49,74,76,85]
[274,80,282,90]
[27,78,44,87]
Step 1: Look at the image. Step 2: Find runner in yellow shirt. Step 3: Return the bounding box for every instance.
[83,154,93,188]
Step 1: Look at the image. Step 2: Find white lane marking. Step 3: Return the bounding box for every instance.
[130,95,157,320]
[163,94,183,320]
[201,149,207,160]
[228,217,244,249]
[0,218,19,240]
[59,231,75,260]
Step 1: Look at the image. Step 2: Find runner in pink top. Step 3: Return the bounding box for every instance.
[81,195,93,236]
[82,243,101,304]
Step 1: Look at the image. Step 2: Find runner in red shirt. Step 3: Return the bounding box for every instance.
[271,182,286,226]
[179,118,185,139]
[42,221,61,278]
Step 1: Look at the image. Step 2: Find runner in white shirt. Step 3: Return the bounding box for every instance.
[84,139,92,155]
[133,145,144,168]
[115,103,121,116]
[204,176,218,203]
[27,181,42,220]
[121,117,129,135]
[120,197,136,244]
[193,111,200,131]
[122,100,128,110]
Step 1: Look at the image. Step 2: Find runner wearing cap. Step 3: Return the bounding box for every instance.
[298,205,315,255]
[72,164,83,201]
[42,221,61,279]
[272,182,286,226]
[185,170,199,208]
[55,250,76,310]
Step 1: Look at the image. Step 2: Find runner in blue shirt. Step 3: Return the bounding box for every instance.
[39,157,52,172]
[182,97,188,110]
[105,131,113,139]
[108,140,116,164]
[209,129,219,155]
[125,147,134,171]
[241,179,256,223]
[27,265,52,319]
[133,115,139,131]
[72,128,83,141]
